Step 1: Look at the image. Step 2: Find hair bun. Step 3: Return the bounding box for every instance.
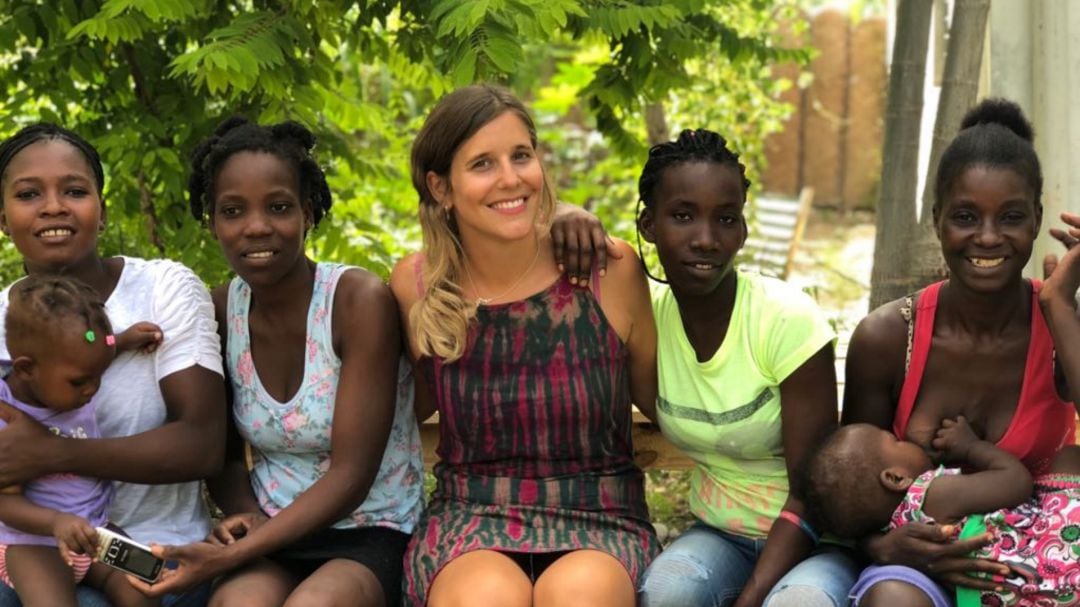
[270,121,317,151]
[961,98,1034,143]
[214,116,252,137]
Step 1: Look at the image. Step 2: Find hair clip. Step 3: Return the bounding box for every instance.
[105,334,116,347]
[85,330,96,343]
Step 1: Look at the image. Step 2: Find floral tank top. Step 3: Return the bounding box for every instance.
[227,262,424,532]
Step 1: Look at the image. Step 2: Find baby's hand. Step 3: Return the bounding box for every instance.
[115,321,163,355]
[932,415,980,462]
[52,513,97,563]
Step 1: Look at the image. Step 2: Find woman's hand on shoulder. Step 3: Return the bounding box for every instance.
[549,203,622,286]
[866,523,1009,591]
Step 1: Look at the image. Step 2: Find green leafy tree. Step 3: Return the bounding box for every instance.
[0,0,803,284]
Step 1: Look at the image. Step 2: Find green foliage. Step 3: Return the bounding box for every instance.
[0,0,805,285]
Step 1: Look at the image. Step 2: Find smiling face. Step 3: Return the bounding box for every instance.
[935,165,1040,293]
[639,161,747,297]
[0,139,104,272]
[208,151,310,287]
[427,111,545,246]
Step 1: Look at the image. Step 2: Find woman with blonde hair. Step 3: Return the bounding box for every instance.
[390,84,659,607]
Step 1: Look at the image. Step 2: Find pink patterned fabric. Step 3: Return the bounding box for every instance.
[892,467,1080,606]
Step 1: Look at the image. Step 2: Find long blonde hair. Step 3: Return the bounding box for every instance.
[409,84,556,361]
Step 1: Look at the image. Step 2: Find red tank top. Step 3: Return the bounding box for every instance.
[893,280,1076,475]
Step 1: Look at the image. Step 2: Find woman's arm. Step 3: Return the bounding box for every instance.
[734,345,836,607]
[204,285,261,517]
[0,365,226,485]
[0,265,227,486]
[142,270,403,594]
[840,302,907,427]
[549,202,622,285]
[1040,212,1080,403]
[597,240,657,421]
[389,252,438,422]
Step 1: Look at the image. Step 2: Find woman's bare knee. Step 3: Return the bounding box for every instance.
[208,558,294,607]
[283,559,384,607]
[533,550,634,607]
[428,551,531,607]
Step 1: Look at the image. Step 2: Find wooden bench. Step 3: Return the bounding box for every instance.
[420,410,693,471]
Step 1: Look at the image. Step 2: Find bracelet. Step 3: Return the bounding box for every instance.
[778,510,820,545]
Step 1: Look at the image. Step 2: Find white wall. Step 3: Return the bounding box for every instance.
[988,0,1080,276]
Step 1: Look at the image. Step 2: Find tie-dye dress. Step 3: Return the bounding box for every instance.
[402,275,659,605]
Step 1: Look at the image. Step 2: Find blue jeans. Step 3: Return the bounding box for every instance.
[0,581,210,606]
[639,522,860,607]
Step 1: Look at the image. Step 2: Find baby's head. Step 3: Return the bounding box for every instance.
[804,424,933,539]
[5,275,114,411]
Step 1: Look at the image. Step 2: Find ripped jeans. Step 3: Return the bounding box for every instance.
[639,522,859,607]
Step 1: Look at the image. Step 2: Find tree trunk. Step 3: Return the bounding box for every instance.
[899,0,992,295]
[645,102,670,146]
[868,0,934,310]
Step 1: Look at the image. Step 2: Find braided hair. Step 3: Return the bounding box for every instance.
[188,117,332,228]
[933,98,1042,220]
[638,129,751,209]
[0,124,105,196]
[5,275,113,356]
[636,129,752,283]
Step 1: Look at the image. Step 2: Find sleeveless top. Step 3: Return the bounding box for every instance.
[227,262,423,532]
[894,280,1076,475]
[403,272,658,604]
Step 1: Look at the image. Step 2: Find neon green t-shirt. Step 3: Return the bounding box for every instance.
[653,271,835,538]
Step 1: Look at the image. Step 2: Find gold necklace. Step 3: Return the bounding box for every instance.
[463,236,541,305]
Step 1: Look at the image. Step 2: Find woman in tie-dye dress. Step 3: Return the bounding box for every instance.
[390,84,660,607]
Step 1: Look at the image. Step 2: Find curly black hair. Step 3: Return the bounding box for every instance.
[188,117,332,228]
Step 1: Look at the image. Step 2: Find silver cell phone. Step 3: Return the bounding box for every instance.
[94,527,164,583]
